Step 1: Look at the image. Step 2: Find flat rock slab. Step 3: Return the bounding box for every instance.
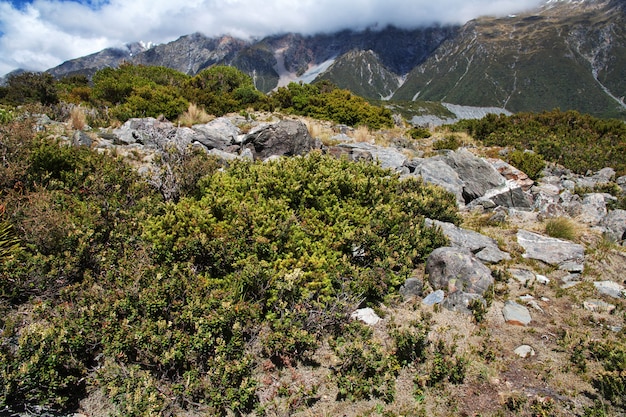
[503,301,532,326]
[593,281,626,299]
[426,219,510,264]
[517,230,584,272]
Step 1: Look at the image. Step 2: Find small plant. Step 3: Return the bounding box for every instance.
[432,134,462,151]
[408,126,431,139]
[507,149,545,180]
[544,217,578,241]
[0,107,14,124]
[390,318,431,366]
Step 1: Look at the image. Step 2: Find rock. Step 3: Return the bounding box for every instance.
[487,158,535,191]
[593,281,626,299]
[509,268,535,285]
[514,345,536,358]
[583,299,616,313]
[601,209,626,242]
[422,290,445,306]
[335,142,406,170]
[243,120,320,160]
[442,291,485,315]
[192,117,239,150]
[350,308,381,325]
[517,230,585,272]
[442,148,505,203]
[325,145,373,162]
[399,277,424,299]
[579,193,608,226]
[502,301,532,326]
[479,181,533,209]
[72,130,92,147]
[425,247,494,295]
[407,158,465,205]
[425,219,510,263]
[535,274,550,285]
[593,167,616,183]
[112,117,175,147]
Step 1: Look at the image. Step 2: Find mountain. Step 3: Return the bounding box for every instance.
[393,0,626,118]
[45,0,626,119]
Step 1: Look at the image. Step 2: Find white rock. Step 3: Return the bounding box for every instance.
[514,345,536,358]
[350,308,381,325]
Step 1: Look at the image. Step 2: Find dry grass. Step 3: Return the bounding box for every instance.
[69,106,87,131]
[177,103,214,127]
[351,125,372,143]
[304,118,335,145]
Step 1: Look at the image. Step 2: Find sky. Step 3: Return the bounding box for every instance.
[0,0,547,76]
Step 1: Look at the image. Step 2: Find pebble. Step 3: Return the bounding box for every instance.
[514,345,536,358]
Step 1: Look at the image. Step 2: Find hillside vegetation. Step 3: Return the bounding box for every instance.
[1,65,625,417]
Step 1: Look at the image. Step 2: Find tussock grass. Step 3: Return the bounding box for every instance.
[544,217,579,241]
[69,106,87,131]
[177,103,213,127]
[351,125,372,143]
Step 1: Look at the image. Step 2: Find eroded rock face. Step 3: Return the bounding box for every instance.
[425,247,494,295]
[243,120,320,160]
[517,230,585,272]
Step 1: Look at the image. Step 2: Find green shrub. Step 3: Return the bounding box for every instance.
[390,318,431,366]
[433,134,462,151]
[330,322,400,403]
[408,126,432,139]
[507,149,545,180]
[590,341,626,411]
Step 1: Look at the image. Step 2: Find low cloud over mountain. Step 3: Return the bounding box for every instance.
[0,0,545,75]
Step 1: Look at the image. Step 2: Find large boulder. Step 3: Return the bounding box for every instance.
[334,142,406,170]
[192,117,239,150]
[425,247,494,295]
[517,230,585,272]
[407,159,465,205]
[442,148,505,203]
[243,120,320,160]
[602,209,626,242]
[111,117,176,147]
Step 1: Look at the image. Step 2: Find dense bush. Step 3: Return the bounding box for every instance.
[0,118,458,414]
[452,110,626,175]
[270,81,394,129]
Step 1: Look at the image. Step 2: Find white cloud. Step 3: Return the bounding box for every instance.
[0,0,546,76]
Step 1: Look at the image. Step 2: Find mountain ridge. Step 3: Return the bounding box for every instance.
[35,0,626,119]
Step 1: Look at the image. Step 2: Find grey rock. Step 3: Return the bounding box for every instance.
[425,219,510,263]
[509,268,535,285]
[601,209,626,242]
[593,281,626,299]
[583,299,616,313]
[517,230,585,271]
[426,247,494,295]
[443,148,505,203]
[487,158,535,191]
[325,145,373,162]
[243,120,320,160]
[422,290,445,306]
[408,158,465,205]
[192,117,239,150]
[399,277,424,299]
[593,167,616,183]
[112,117,176,147]
[72,130,92,147]
[336,142,406,170]
[482,181,533,209]
[579,193,608,225]
[442,291,485,315]
[502,301,532,326]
